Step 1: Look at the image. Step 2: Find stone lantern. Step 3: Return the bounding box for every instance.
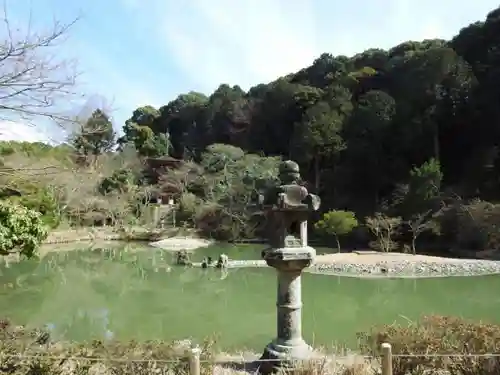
[257,160,320,373]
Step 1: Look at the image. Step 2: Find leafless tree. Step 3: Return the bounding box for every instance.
[405,210,440,255]
[0,1,81,126]
[366,213,402,252]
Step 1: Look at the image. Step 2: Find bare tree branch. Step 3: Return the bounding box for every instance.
[0,1,81,126]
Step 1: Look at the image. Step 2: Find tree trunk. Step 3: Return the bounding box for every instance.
[411,235,417,255]
[433,126,440,164]
[335,235,341,253]
[314,156,320,192]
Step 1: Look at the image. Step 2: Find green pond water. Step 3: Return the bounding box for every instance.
[1,242,500,351]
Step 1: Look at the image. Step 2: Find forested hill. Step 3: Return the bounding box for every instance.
[117,7,500,215]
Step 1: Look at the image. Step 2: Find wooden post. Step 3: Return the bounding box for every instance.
[189,347,201,375]
[381,343,392,375]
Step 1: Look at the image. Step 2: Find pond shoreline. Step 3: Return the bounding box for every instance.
[309,259,500,278]
[43,227,198,245]
[7,238,500,367]
[41,231,500,278]
[193,253,500,278]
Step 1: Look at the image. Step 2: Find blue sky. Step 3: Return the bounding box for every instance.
[1,0,498,143]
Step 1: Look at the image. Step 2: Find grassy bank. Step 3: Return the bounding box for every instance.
[1,316,499,375]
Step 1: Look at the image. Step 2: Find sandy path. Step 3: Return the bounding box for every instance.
[314,251,469,265]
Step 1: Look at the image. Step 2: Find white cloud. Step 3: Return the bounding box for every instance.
[161,0,320,92]
[0,121,52,143]
[155,0,499,92]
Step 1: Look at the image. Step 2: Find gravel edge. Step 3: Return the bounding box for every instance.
[218,259,500,278]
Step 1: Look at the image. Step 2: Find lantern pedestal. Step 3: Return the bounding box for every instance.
[259,246,316,373]
[256,160,320,374]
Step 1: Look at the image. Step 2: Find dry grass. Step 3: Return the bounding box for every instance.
[0,319,212,375]
[358,315,500,375]
[210,354,375,375]
[0,320,376,375]
[3,316,499,375]
[1,147,149,228]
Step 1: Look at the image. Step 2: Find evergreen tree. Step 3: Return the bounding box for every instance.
[73,109,115,156]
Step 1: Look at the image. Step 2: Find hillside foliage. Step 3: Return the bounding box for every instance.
[3,7,500,256]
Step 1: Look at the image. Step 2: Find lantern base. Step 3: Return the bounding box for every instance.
[259,339,314,374]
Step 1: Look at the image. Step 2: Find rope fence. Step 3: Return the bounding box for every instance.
[2,344,500,375]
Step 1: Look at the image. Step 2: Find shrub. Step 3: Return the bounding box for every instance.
[65,196,115,227]
[176,192,200,224]
[0,200,48,258]
[315,210,359,252]
[9,187,61,228]
[99,168,137,195]
[194,203,235,240]
[0,319,215,375]
[192,201,258,241]
[438,200,500,251]
[358,315,500,375]
[365,213,402,252]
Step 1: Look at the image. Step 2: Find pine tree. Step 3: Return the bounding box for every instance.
[73,109,115,156]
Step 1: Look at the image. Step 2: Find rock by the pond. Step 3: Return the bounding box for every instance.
[149,237,213,251]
